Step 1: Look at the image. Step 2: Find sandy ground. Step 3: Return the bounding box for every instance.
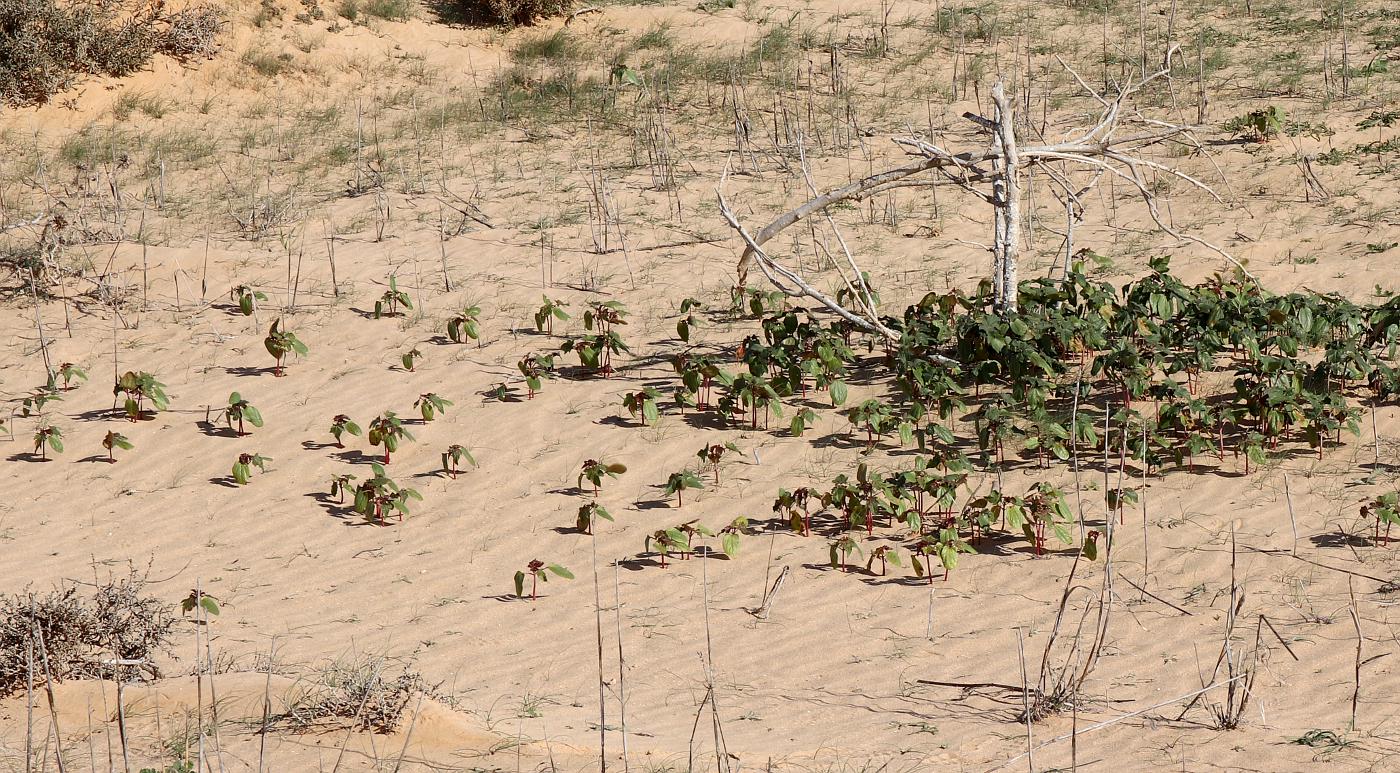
[1,0,1400,770]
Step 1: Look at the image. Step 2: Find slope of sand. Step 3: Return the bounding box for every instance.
[2,0,1400,770]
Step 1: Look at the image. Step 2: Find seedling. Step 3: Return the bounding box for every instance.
[789,406,818,437]
[911,528,976,582]
[578,459,626,496]
[20,387,60,417]
[231,285,267,316]
[1361,493,1399,546]
[1106,487,1139,525]
[352,463,422,522]
[517,353,555,399]
[866,545,903,576]
[179,589,220,618]
[114,371,169,421]
[829,533,863,573]
[224,392,264,437]
[1224,105,1284,142]
[441,444,477,478]
[374,276,413,318]
[622,387,661,425]
[415,392,452,422]
[367,412,414,463]
[675,297,703,342]
[329,473,357,502]
[447,306,482,345]
[57,362,87,391]
[663,469,705,506]
[696,442,740,484]
[576,502,613,534]
[329,415,361,447]
[32,425,62,460]
[514,560,573,600]
[400,348,423,372]
[102,431,133,462]
[534,296,570,335]
[717,516,748,558]
[231,452,271,484]
[561,301,630,377]
[645,527,690,567]
[264,319,308,376]
[774,487,813,535]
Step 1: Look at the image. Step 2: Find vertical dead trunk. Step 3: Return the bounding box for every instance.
[991,81,1021,314]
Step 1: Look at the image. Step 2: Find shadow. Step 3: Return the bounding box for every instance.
[1309,530,1371,548]
[76,454,116,464]
[551,525,586,535]
[7,452,50,462]
[598,415,641,429]
[301,440,341,451]
[198,421,240,439]
[348,307,386,320]
[547,485,590,497]
[679,410,738,431]
[225,365,274,378]
[71,407,123,422]
[208,476,240,488]
[482,594,540,604]
[635,499,674,510]
[332,449,381,466]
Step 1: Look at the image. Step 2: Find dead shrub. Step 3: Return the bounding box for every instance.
[280,655,430,733]
[0,571,177,696]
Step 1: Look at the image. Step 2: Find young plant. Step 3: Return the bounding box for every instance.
[114,371,169,421]
[32,425,62,460]
[179,589,220,618]
[717,516,748,558]
[102,430,133,462]
[329,415,361,447]
[351,463,422,522]
[367,412,414,463]
[441,444,477,479]
[415,392,452,422]
[517,353,555,399]
[774,487,813,535]
[866,544,903,577]
[621,387,661,425]
[57,362,87,390]
[829,533,863,573]
[534,296,570,335]
[20,387,61,417]
[230,285,267,316]
[675,297,703,342]
[663,469,705,506]
[446,306,482,344]
[224,392,264,437]
[329,473,357,503]
[515,560,573,600]
[561,301,630,377]
[645,527,690,568]
[264,319,308,376]
[578,459,626,496]
[911,528,976,582]
[1361,493,1399,547]
[231,452,271,484]
[576,502,613,534]
[400,347,423,372]
[696,442,741,484]
[374,275,413,318]
[1223,105,1284,142]
[789,406,818,437]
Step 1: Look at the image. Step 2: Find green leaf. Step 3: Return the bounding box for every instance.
[722,533,739,558]
[643,401,659,424]
[244,405,263,428]
[514,571,526,598]
[829,380,848,406]
[1083,537,1098,561]
[547,564,574,580]
[200,597,220,616]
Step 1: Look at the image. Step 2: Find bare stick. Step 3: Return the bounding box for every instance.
[613,562,629,773]
[1016,628,1034,773]
[1284,473,1298,556]
[389,694,424,773]
[1119,575,1192,615]
[754,566,789,621]
[25,636,33,773]
[258,639,275,773]
[1348,577,1361,730]
[32,625,67,773]
[590,527,607,773]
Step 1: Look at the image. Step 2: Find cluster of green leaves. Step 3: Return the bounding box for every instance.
[224,392,263,436]
[447,306,482,344]
[231,285,266,316]
[367,412,414,463]
[231,452,271,484]
[374,276,413,318]
[515,559,573,600]
[114,371,169,421]
[264,319,308,376]
[534,296,570,335]
[350,462,422,522]
[562,301,630,376]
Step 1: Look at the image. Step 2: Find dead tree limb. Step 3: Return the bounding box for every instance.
[726,66,1254,325]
